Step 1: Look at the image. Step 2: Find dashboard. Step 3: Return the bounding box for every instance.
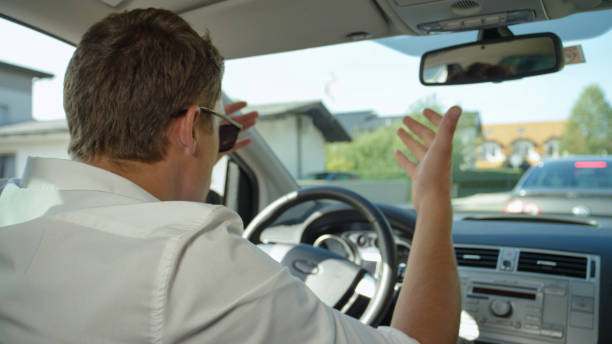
[265,202,612,344]
[451,218,611,344]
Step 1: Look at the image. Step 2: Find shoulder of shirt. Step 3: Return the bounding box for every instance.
[45,200,244,240]
[0,178,19,193]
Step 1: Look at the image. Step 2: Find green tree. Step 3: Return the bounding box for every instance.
[326,121,405,179]
[560,84,612,155]
[453,110,482,170]
[326,95,482,179]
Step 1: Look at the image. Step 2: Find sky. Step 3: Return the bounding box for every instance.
[0,13,610,125]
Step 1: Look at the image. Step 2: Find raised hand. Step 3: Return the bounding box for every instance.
[391,106,463,344]
[216,101,259,162]
[394,106,462,213]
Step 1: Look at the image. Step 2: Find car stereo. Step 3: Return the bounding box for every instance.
[457,245,600,344]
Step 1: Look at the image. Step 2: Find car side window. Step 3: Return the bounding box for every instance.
[224,157,258,225]
[208,156,229,204]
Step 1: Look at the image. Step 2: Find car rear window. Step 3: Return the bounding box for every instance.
[522,160,612,189]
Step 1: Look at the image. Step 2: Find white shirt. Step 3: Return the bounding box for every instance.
[0,157,417,344]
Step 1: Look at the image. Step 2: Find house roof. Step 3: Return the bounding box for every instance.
[0,60,54,79]
[481,120,566,147]
[245,101,351,142]
[334,111,387,136]
[0,101,354,142]
[0,119,68,137]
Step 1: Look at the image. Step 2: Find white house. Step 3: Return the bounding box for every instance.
[245,101,351,179]
[0,120,70,177]
[0,61,54,178]
[476,121,566,169]
[1,97,351,181]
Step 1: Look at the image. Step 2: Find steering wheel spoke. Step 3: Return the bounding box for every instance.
[258,243,367,308]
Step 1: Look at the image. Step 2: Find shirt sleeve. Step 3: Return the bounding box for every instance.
[163,208,419,344]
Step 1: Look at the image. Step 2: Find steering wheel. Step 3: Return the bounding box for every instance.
[243,186,398,325]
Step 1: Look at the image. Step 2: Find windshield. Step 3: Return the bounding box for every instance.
[221,9,612,217]
[1,9,611,218]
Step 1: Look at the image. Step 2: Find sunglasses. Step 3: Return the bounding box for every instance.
[172,107,243,153]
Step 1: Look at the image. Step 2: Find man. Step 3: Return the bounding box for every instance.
[0,8,461,343]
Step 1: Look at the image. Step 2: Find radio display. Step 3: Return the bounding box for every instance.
[473,286,536,300]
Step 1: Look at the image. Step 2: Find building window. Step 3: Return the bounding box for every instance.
[480,141,500,159]
[513,139,533,159]
[0,154,16,178]
[544,138,560,157]
[518,127,525,134]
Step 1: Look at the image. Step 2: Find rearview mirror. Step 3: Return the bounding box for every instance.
[420,33,563,86]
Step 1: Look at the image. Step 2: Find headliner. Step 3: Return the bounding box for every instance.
[1,0,611,59]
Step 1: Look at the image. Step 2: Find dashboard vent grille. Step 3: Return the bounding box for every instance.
[452,0,480,10]
[518,251,587,279]
[455,247,499,269]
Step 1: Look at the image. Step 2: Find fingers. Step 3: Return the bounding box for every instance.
[394,106,462,179]
[394,150,417,180]
[224,101,248,115]
[423,108,443,127]
[222,101,258,132]
[229,138,252,152]
[397,128,427,160]
[402,116,435,146]
[434,106,462,147]
[231,111,258,132]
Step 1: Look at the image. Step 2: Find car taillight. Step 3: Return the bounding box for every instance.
[574,161,607,168]
[523,201,542,215]
[503,200,542,215]
[503,200,524,214]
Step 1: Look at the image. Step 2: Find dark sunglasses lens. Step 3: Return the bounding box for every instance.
[218,124,240,153]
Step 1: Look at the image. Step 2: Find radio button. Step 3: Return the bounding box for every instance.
[466,305,479,313]
[492,319,513,327]
[570,311,594,329]
[526,306,542,317]
[490,300,512,318]
[572,296,594,313]
[541,329,563,339]
[525,315,541,324]
[544,287,566,296]
[523,324,540,334]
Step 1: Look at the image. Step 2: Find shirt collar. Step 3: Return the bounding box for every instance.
[21,157,159,202]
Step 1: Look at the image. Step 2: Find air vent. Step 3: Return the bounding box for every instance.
[518,251,587,279]
[451,0,481,15]
[452,0,479,10]
[455,247,499,269]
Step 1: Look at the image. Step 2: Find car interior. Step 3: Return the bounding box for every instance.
[2,0,611,343]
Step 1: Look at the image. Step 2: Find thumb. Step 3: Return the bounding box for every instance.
[435,106,462,146]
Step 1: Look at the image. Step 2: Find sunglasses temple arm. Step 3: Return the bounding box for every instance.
[222,114,243,130]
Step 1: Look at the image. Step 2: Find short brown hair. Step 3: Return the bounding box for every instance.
[64,8,224,162]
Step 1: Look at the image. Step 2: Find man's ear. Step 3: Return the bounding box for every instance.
[174,104,200,155]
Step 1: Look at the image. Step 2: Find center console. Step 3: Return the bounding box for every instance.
[456,245,600,343]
